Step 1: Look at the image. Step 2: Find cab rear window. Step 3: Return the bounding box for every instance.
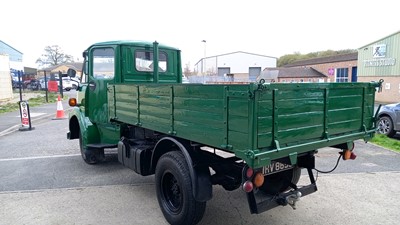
[135,51,167,72]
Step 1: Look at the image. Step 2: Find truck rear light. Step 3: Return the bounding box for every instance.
[350,152,357,160]
[253,172,264,188]
[341,142,356,160]
[246,167,254,179]
[343,150,357,160]
[242,181,254,193]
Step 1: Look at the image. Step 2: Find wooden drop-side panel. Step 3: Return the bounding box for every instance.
[109,82,377,155]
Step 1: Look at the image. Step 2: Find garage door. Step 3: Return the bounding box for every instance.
[249,67,261,81]
[218,67,230,76]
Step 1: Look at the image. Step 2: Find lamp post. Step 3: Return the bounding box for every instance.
[202,40,206,83]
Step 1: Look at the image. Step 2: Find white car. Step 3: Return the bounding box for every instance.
[56,77,74,91]
[70,76,81,89]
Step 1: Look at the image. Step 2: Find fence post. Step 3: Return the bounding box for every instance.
[58,71,63,98]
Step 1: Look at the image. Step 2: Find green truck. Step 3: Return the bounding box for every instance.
[67,40,382,225]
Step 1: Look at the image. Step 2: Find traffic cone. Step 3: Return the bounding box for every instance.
[54,95,66,119]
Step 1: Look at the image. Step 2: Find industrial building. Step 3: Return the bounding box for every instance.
[0,55,13,101]
[357,30,400,103]
[0,40,23,101]
[284,52,358,83]
[263,67,327,83]
[194,51,277,83]
[283,31,399,103]
[0,40,23,72]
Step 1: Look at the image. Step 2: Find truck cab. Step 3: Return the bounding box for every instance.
[68,41,182,162]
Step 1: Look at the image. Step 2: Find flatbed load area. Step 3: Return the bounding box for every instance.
[108,81,380,168]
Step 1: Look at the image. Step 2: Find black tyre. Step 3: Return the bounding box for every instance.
[155,151,206,225]
[259,167,301,195]
[377,116,396,137]
[79,133,104,164]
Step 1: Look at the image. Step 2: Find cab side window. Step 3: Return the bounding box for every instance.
[92,48,115,79]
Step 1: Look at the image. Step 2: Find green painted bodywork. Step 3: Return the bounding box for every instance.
[69,40,381,169]
[108,81,381,168]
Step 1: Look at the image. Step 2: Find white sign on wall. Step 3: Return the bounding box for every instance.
[372,44,386,58]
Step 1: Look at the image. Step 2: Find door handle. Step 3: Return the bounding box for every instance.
[88,81,96,91]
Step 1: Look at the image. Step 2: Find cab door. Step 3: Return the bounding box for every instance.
[86,47,115,125]
[85,46,121,144]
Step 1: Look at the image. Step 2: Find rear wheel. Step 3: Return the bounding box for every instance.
[155,151,206,225]
[79,133,104,164]
[259,167,301,195]
[377,116,396,137]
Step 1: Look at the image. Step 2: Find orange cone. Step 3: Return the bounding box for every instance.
[54,95,65,119]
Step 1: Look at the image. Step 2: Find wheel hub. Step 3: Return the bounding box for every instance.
[379,119,390,133]
[162,173,182,212]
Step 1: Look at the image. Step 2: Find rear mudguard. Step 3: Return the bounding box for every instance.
[151,137,213,202]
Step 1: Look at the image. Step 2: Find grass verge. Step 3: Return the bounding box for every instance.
[0,92,60,114]
[371,134,400,153]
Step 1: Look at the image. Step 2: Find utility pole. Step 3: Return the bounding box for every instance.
[202,40,207,83]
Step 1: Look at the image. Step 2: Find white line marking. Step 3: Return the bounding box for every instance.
[0,183,155,195]
[0,154,81,162]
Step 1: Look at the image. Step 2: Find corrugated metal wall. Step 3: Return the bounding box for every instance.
[358,31,400,76]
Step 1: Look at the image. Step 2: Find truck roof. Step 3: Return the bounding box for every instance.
[88,40,180,51]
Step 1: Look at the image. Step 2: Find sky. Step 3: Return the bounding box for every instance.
[1,0,399,69]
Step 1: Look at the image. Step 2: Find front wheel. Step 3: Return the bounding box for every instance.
[377,116,396,137]
[155,151,206,225]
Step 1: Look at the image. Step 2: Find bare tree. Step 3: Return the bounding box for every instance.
[184,62,194,76]
[36,45,74,68]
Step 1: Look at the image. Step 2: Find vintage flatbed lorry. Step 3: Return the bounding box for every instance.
[67,40,382,225]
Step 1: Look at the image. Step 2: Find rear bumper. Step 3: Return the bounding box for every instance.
[247,167,318,214]
[247,183,318,214]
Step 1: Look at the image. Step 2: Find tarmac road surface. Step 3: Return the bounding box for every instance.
[0,114,399,225]
[1,171,399,225]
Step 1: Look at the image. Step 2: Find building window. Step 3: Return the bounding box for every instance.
[281,79,286,83]
[336,68,348,82]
